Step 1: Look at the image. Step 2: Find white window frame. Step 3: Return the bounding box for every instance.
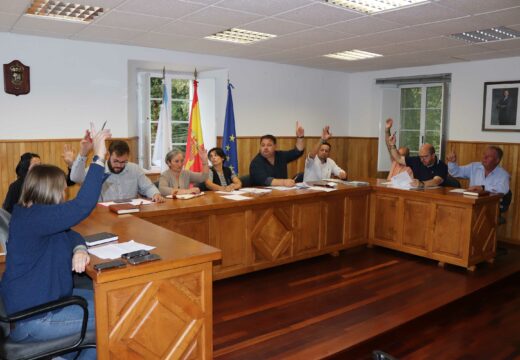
[399,83,444,156]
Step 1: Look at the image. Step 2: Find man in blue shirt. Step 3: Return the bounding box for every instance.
[385,118,447,188]
[447,146,510,194]
[250,122,305,187]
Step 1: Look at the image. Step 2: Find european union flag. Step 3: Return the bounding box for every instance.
[223,82,239,175]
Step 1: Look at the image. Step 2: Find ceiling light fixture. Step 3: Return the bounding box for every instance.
[324,49,383,61]
[25,0,104,23]
[325,0,428,14]
[450,26,520,43]
[205,28,276,44]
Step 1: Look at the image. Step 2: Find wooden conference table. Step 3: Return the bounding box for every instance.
[74,179,500,358]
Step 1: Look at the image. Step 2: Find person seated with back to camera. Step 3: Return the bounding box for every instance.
[385,118,447,188]
[303,125,347,182]
[70,137,164,203]
[204,147,242,192]
[0,125,111,360]
[158,146,209,196]
[249,121,305,187]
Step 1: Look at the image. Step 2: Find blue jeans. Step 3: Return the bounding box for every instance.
[10,288,96,360]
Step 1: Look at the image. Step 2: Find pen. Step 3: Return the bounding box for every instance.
[101,121,107,130]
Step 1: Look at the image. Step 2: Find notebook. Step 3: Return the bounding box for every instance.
[84,232,119,247]
[109,203,140,214]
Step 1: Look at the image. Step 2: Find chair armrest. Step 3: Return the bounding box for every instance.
[0,296,89,347]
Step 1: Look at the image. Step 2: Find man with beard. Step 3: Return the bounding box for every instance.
[71,137,163,202]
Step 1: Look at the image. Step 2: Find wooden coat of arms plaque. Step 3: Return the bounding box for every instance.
[4,60,30,96]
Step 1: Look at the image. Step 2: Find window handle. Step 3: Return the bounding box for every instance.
[421,135,424,144]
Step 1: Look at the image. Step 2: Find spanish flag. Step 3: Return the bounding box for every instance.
[184,79,204,171]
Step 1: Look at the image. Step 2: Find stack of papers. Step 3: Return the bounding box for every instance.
[389,172,417,190]
[215,190,247,195]
[308,186,336,192]
[221,194,252,201]
[266,186,294,191]
[88,240,155,260]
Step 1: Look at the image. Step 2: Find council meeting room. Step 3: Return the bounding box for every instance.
[1,0,520,359]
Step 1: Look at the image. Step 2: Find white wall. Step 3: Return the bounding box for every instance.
[0,32,350,140]
[348,56,520,143]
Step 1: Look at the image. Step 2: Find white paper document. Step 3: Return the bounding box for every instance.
[221,194,252,201]
[88,240,155,260]
[266,186,296,191]
[240,187,272,194]
[308,186,337,192]
[449,188,467,193]
[99,199,153,207]
[389,172,416,190]
[216,190,247,195]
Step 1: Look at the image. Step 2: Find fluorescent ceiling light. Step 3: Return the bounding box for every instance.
[25,0,104,23]
[325,50,383,61]
[325,0,428,14]
[205,28,276,44]
[450,27,520,44]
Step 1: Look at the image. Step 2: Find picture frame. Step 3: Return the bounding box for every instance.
[482,80,520,132]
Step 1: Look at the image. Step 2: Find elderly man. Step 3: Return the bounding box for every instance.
[385,118,447,188]
[71,138,164,202]
[447,146,510,194]
[249,121,305,187]
[303,126,346,182]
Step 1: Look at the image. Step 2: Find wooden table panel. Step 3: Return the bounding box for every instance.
[323,196,345,247]
[294,201,321,255]
[431,204,468,261]
[345,194,369,247]
[402,198,431,253]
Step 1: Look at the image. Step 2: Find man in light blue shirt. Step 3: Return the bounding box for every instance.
[447,146,510,194]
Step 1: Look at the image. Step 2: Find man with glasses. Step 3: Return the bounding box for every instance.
[385,118,447,188]
[71,139,164,202]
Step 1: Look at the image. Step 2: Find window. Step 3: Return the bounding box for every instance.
[399,84,443,156]
[148,76,192,160]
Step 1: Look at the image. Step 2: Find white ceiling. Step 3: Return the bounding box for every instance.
[1,0,520,72]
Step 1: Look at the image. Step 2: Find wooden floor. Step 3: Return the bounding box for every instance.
[213,245,520,360]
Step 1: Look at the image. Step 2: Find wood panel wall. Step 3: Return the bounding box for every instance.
[0,137,138,200]
[1,136,517,245]
[447,140,519,245]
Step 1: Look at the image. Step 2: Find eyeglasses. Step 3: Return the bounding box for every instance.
[112,160,128,165]
[418,154,431,159]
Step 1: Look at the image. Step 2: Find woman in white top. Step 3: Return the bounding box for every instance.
[158,148,209,196]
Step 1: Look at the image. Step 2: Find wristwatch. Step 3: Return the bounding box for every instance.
[92,155,105,167]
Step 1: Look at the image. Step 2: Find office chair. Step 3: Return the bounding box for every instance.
[443,175,461,188]
[372,350,399,360]
[498,190,513,225]
[239,174,252,187]
[293,172,304,183]
[0,209,96,360]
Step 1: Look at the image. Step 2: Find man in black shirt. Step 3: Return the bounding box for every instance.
[249,122,305,187]
[385,118,447,187]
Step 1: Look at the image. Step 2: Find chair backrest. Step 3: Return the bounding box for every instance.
[443,175,461,188]
[239,174,252,187]
[373,350,399,360]
[500,190,513,213]
[0,208,10,255]
[0,295,11,339]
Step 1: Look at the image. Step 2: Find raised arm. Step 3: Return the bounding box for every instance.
[309,126,331,159]
[70,131,94,183]
[446,149,471,179]
[385,118,406,165]
[295,121,305,151]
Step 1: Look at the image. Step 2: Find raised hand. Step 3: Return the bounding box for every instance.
[446,149,457,163]
[385,118,393,130]
[296,121,304,138]
[62,144,75,167]
[322,126,331,140]
[90,122,112,160]
[79,130,93,156]
[199,146,208,163]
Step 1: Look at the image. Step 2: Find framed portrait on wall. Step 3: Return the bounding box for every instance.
[482,80,520,132]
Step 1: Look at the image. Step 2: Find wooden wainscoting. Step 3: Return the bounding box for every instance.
[0,137,138,201]
[216,136,379,180]
[447,140,519,245]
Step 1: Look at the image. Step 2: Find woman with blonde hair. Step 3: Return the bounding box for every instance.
[159,147,209,196]
[0,126,111,360]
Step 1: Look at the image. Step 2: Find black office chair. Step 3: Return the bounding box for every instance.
[0,208,95,360]
[239,174,252,187]
[443,175,461,188]
[0,295,95,360]
[498,190,513,225]
[372,350,399,360]
[293,172,304,183]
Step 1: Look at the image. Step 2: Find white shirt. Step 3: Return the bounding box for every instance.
[303,155,344,182]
